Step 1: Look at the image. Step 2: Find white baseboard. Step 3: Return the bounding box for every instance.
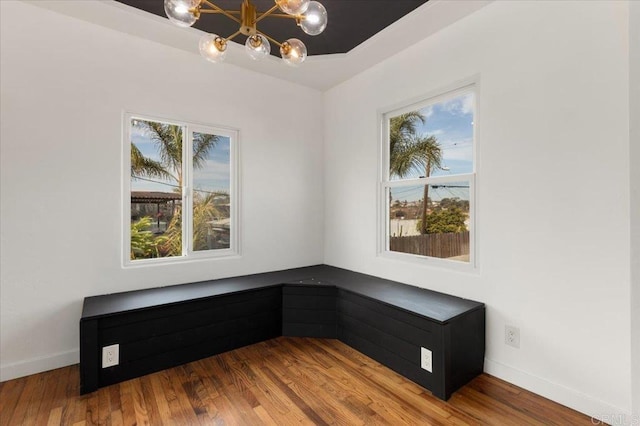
[0,349,79,382]
[484,358,633,425]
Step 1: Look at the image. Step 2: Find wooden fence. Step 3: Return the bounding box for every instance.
[389,231,469,259]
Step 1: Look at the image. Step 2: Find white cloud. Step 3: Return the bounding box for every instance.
[440,93,474,116]
[442,145,473,162]
[421,105,434,118]
[460,93,474,115]
[193,158,230,191]
[196,159,229,176]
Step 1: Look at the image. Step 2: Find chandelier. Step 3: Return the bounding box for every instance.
[164,0,328,66]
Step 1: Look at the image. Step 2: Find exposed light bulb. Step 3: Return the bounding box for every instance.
[276,0,309,16]
[199,34,227,63]
[300,1,327,36]
[280,38,307,66]
[164,0,201,27]
[245,35,271,61]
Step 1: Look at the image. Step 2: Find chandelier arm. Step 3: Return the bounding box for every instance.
[200,10,241,15]
[256,30,283,48]
[263,13,300,19]
[254,4,281,23]
[224,30,243,42]
[200,0,242,24]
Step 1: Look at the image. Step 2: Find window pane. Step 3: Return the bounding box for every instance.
[192,131,231,251]
[389,92,474,180]
[389,182,470,262]
[130,119,183,260]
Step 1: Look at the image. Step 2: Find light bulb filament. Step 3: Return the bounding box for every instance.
[249,35,263,49]
[305,14,319,24]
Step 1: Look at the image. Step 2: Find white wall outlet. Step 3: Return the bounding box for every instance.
[505,325,520,348]
[420,347,432,372]
[102,344,119,368]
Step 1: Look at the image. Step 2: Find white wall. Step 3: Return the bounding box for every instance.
[0,1,324,380]
[324,0,631,419]
[631,0,640,419]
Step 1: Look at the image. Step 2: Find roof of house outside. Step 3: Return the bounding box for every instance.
[131,191,181,203]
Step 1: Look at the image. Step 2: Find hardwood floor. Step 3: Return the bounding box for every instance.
[1,337,592,425]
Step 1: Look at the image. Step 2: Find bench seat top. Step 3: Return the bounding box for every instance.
[81,265,483,324]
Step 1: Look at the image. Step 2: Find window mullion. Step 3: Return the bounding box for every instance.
[386,173,474,188]
[183,125,192,256]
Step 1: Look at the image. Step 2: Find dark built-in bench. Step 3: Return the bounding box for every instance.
[80,265,485,400]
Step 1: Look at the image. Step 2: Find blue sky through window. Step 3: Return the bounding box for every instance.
[418,92,474,177]
[389,92,474,202]
[131,121,230,194]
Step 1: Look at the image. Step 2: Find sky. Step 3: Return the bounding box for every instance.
[420,92,474,177]
[389,92,474,203]
[130,120,231,195]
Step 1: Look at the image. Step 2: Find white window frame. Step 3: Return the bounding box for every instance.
[122,112,240,267]
[377,83,478,271]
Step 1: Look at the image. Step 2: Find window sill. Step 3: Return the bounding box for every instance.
[377,249,480,275]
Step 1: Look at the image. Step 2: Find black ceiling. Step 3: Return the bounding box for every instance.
[115,0,429,56]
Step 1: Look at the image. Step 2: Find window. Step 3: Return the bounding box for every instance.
[124,113,238,265]
[380,86,476,266]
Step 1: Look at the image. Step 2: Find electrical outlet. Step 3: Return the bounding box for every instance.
[102,344,119,368]
[505,325,520,348]
[420,347,432,372]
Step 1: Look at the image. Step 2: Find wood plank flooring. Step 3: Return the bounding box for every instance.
[0,337,592,425]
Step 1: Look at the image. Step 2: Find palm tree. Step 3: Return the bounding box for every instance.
[389,113,442,234]
[140,122,183,185]
[415,135,442,234]
[131,143,170,179]
[389,112,427,178]
[130,216,161,259]
[192,192,224,251]
[136,121,219,187]
[131,120,222,257]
